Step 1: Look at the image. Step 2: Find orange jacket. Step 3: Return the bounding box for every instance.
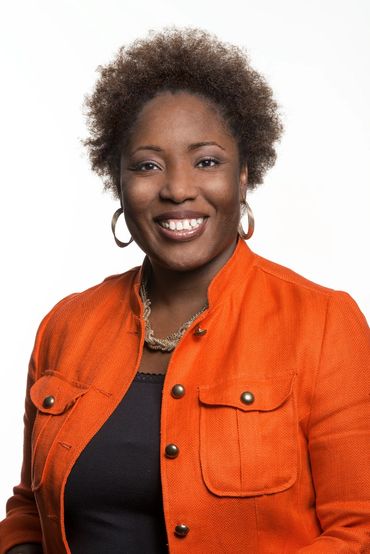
[1,239,370,553]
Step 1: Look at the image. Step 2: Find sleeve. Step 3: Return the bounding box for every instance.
[0,295,77,554]
[299,292,370,552]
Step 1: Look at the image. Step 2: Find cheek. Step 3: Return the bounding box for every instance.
[122,181,155,216]
[204,174,241,215]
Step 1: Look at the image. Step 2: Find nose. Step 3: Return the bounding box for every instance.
[159,163,197,203]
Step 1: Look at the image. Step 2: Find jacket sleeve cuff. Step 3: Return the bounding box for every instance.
[0,514,42,554]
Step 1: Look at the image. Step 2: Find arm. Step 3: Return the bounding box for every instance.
[0,295,77,554]
[0,364,43,554]
[299,292,370,552]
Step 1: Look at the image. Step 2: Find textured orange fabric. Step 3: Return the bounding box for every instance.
[1,239,370,553]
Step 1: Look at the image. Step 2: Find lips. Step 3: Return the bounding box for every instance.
[155,211,208,242]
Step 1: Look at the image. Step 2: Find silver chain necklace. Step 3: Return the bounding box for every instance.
[140,280,208,352]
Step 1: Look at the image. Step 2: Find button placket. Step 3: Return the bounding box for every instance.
[167,383,184,463]
[165,370,190,541]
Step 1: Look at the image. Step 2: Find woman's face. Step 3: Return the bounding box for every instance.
[120,91,247,273]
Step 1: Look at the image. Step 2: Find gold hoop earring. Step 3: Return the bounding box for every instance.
[111,208,133,248]
[238,201,255,240]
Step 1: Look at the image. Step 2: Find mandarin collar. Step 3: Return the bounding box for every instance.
[206,238,255,308]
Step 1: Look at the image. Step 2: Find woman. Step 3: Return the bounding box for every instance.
[1,28,369,553]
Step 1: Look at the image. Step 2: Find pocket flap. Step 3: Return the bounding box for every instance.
[30,371,89,414]
[199,372,296,412]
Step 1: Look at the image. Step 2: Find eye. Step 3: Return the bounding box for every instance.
[129,161,161,172]
[196,157,220,168]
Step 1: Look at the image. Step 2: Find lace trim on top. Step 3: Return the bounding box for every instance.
[135,372,166,383]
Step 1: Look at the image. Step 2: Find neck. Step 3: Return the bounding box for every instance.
[145,239,237,311]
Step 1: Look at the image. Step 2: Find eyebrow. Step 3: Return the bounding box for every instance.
[131,141,226,155]
[131,144,163,154]
[187,141,226,152]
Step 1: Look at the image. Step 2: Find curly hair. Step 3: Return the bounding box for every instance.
[83,27,283,198]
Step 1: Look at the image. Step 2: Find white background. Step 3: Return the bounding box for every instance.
[0,0,369,517]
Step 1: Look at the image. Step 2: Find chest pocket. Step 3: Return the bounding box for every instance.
[30,370,89,490]
[198,372,298,497]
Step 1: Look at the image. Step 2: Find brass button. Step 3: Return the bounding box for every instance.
[174,524,189,537]
[165,443,179,459]
[240,391,255,405]
[171,384,185,398]
[193,325,207,336]
[42,395,55,409]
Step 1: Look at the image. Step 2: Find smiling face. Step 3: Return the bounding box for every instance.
[120,91,247,273]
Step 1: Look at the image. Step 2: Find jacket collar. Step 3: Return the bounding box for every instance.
[207,238,256,309]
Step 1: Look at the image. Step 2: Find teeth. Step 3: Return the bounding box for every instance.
[159,217,205,231]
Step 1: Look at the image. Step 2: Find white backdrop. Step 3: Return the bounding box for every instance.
[1,0,369,517]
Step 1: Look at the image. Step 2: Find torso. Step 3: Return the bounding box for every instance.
[138,346,172,375]
[64,371,168,553]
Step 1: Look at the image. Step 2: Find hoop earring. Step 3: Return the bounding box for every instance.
[238,201,255,240]
[111,208,133,248]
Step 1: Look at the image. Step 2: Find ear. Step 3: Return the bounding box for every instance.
[239,164,248,201]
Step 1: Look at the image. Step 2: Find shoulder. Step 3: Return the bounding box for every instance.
[54,267,138,313]
[253,253,333,295]
[34,267,140,345]
[251,251,368,327]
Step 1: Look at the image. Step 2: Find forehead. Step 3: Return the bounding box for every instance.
[126,91,235,148]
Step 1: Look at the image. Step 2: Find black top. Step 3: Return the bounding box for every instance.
[64,372,168,553]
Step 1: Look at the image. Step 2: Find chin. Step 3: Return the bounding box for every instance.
[153,253,206,273]
[151,241,234,274]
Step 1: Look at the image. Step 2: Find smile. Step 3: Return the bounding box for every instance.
[159,217,204,231]
[155,215,208,242]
